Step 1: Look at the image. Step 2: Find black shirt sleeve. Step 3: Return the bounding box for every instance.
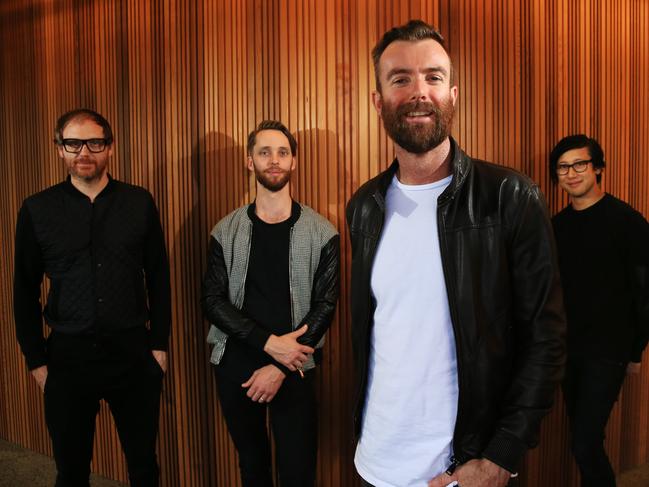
[142,196,172,350]
[626,209,649,362]
[13,203,47,370]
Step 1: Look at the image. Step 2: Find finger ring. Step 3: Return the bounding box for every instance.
[259,396,265,402]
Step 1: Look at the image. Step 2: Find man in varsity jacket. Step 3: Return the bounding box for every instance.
[201,120,339,487]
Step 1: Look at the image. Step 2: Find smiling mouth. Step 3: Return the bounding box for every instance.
[403,111,434,123]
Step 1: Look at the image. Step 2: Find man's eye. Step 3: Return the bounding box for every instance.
[65,140,83,149]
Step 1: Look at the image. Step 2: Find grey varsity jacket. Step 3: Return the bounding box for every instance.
[202,202,340,371]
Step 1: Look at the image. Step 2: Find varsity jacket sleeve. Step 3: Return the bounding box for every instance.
[143,195,172,351]
[297,234,340,347]
[481,185,567,473]
[13,203,48,370]
[627,210,649,363]
[201,236,273,351]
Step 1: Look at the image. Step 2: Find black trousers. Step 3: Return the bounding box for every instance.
[563,357,627,487]
[44,332,163,487]
[215,366,317,487]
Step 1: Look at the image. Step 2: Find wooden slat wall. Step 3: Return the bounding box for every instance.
[1,1,648,486]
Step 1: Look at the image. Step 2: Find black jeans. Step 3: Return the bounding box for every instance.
[44,332,163,487]
[215,366,317,487]
[563,357,627,487]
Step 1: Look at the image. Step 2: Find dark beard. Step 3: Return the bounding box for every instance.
[381,97,455,154]
[255,168,291,192]
[68,157,106,182]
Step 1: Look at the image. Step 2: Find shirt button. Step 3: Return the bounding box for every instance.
[97,297,104,303]
[97,263,102,268]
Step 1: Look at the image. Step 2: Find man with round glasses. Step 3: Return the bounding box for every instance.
[13,108,171,486]
[550,134,649,487]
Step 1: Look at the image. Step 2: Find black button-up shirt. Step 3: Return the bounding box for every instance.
[13,176,171,369]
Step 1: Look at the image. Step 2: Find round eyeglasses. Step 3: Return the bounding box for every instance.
[556,160,592,175]
[60,138,109,154]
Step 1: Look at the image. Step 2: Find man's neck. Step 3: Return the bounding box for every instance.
[394,137,453,185]
[70,172,109,202]
[570,186,605,211]
[254,186,293,223]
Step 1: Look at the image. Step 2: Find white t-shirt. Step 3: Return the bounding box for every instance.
[354,174,458,487]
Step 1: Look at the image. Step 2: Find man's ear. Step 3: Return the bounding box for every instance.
[371,90,383,117]
[450,85,458,106]
[247,155,254,172]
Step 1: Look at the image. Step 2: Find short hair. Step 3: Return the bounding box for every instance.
[372,19,454,91]
[246,120,297,156]
[549,134,605,184]
[53,109,114,145]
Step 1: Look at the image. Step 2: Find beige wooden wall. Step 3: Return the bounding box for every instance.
[1,1,648,486]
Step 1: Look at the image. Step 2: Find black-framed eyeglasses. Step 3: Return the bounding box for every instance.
[556,160,592,175]
[59,138,110,154]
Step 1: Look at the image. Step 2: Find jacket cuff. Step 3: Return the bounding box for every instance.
[149,331,169,351]
[26,350,48,371]
[481,431,528,475]
[246,327,272,351]
[630,345,645,363]
[272,360,291,376]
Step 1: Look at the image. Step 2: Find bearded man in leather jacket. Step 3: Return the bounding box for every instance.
[346,20,566,487]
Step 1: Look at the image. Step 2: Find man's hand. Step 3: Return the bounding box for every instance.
[263,324,314,371]
[627,362,642,375]
[31,365,48,392]
[152,350,168,373]
[242,364,286,403]
[428,458,511,487]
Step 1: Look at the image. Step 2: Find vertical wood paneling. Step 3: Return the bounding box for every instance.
[1,1,649,486]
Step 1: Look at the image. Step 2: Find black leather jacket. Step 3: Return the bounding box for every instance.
[346,138,566,473]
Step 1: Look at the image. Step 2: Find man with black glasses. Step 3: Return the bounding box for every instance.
[550,134,649,487]
[13,108,171,487]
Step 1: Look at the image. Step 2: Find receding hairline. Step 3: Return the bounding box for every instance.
[253,128,292,143]
[249,129,294,153]
[60,114,105,132]
[374,38,454,87]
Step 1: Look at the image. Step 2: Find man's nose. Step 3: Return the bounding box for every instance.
[410,77,429,101]
[78,143,92,155]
